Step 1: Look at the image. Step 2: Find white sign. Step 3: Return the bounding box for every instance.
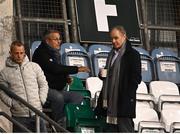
[141,60,148,71]
[68,57,85,67]
[94,50,109,55]
[94,0,117,32]
[81,127,95,133]
[65,48,80,53]
[160,62,176,72]
[98,58,107,68]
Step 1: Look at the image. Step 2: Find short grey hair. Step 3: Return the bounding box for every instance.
[42,29,60,40]
[111,26,126,35]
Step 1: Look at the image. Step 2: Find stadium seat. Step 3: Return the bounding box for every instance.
[133,47,155,83]
[88,44,111,55]
[88,44,111,76]
[158,95,180,112]
[170,122,180,133]
[138,121,165,133]
[136,94,155,109]
[160,109,180,132]
[60,43,93,80]
[86,77,103,107]
[86,77,103,98]
[149,81,179,104]
[133,108,159,131]
[137,81,148,94]
[133,47,150,56]
[153,55,180,84]
[65,104,103,132]
[136,81,155,109]
[68,76,86,91]
[30,41,41,60]
[151,48,178,59]
[66,76,91,106]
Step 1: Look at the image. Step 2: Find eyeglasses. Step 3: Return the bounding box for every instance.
[49,38,61,41]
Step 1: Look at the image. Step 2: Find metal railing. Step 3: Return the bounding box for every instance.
[0,84,69,132]
[0,111,31,132]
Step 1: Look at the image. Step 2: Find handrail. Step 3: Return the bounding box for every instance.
[0,84,69,132]
[0,111,31,132]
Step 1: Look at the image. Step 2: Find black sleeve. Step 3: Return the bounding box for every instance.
[32,49,78,75]
[129,51,142,93]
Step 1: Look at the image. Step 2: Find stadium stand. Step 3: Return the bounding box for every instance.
[60,43,93,80]
[0,0,179,132]
[88,44,111,76]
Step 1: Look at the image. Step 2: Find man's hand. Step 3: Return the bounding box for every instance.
[78,66,90,72]
[67,76,73,85]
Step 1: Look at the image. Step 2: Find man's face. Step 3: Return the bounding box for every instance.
[46,32,62,49]
[110,29,126,49]
[10,45,25,64]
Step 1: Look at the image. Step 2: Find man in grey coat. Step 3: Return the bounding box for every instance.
[0,41,48,132]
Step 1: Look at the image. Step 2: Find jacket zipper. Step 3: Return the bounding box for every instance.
[19,65,31,117]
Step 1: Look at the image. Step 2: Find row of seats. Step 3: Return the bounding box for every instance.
[133,47,180,85]
[134,80,180,132]
[31,41,111,80]
[31,41,180,86]
[66,76,180,133]
[31,41,180,132]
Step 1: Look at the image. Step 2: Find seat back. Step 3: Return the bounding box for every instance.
[151,48,178,59]
[154,56,180,84]
[69,76,85,90]
[137,81,148,94]
[88,44,111,76]
[60,43,93,79]
[133,47,150,56]
[133,47,155,83]
[149,81,179,103]
[86,77,103,98]
[158,95,180,111]
[160,109,180,132]
[30,41,41,60]
[141,54,155,83]
[65,104,103,132]
[88,44,111,55]
[133,108,159,131]
[138,121,165,133]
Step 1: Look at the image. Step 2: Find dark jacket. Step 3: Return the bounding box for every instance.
[32,41,78,91]
[96,40,141,118]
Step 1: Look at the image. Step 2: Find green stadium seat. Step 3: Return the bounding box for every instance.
[65,104,104,132]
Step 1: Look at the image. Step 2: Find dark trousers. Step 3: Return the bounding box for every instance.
[47,89,83,122]
[12,116,47,132]
[103,118,134,133]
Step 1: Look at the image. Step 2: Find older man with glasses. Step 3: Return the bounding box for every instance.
[32,30,89,128]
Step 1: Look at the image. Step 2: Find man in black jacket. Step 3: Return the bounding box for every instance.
[96,26,141,132]
[32,30,89,125]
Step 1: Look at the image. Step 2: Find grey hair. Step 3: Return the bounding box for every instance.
[42,29,60,40]
[111,26,126,35]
